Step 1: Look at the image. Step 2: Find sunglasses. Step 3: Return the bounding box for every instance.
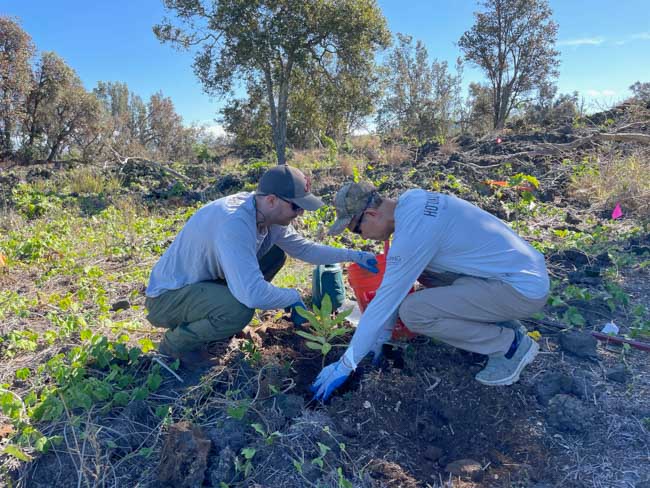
[278,196,302,212]
[350,192,376,234]
[351,211,366,234]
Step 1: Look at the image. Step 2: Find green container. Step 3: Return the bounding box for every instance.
[312,264,345,311]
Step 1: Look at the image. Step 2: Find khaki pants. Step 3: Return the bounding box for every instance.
[145,246,286,352]
[398,272,547,356]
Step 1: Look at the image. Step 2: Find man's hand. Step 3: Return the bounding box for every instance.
[369,339,384,367]
[286,299,308,326]
[311,358,354,402]
[353,251,379,274]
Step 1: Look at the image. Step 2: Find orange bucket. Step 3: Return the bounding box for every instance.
[347,243,416,340]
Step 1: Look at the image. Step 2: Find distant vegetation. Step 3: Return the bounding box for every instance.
[1,1,649,169]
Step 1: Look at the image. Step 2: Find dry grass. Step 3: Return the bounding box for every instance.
[288,148,328,169]
[66,167,123,195]
[439,140,460,156]
[379,143,411,166]
[346,134,382,162]
[569,152,650,218]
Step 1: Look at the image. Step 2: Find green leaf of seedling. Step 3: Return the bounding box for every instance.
[321,343,332,355]
[311,457,324,468]
[317,442,331,457]
[251,423,265,436]
[3,444,31,461]
[305,341,325,351]
[128,347,142,363]
[138,338,155,353]
[34,436,48,453]
[241,447,256,460]
[293,459,303,474]
[113,391,130,406]
[320,295,333,317]
[15,368,30,381]
[336,308,353,321]
[295,330,324,343]
[131,386,149,401]
[155,405,171,418]
[146,370,163,391]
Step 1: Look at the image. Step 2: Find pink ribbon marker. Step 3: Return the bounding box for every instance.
[611,202,623,219]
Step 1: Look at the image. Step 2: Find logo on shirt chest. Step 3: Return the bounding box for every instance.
[423,194,440,217]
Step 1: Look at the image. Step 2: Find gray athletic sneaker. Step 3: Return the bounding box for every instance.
[498,319,527,335]
[475,329,539,386]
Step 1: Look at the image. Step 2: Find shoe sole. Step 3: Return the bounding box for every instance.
[475,339,540,386]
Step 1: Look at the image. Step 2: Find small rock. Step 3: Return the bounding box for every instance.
[111,299,131,312]
[205,418,247,453]
[445,459,483,481]
[535,372,595,405]
[565,212,581,225]
[559,331,598,359]
[423,446,443,462]
[536,373,575,405]
[276,393,304,420]
[209,445,237,485]
[606,364,628,383]
[546,394,589,433]
[158,421,211,488]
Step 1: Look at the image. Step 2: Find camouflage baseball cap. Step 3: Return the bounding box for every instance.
[328,181,377,235]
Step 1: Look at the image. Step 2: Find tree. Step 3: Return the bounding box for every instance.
[154,0,390,164]
[377,34,462,141]
[146,91,195,161]
[22,52,74,158]
[29,59,103,162]
[458,0,560,129]
[462,82,493,134]
[0,16,34,154]
[221,81,273,157]
[522,82,578,127]
[630,81,650,104]
[288,54,383,146]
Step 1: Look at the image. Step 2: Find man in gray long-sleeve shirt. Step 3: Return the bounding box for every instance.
[311,181,550,401]
[145,165,378,367]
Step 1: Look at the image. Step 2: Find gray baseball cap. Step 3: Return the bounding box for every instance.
[257,165,323,211]
[328,181,377,235]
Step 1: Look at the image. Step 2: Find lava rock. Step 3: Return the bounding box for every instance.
[605,364,628,383]
[535,372,596,405]
[206,418,247,453]
[559,331,598,359]
[445,459,483,481]
[111,299,131,312]
[276,393,304,420]
[208,445,237,485]
[565,212,581,225]
[158,421,211,488]
[546,394,589,433]
[423,446,444,462]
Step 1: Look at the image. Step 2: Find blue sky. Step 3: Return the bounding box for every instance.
[3,0,649,130]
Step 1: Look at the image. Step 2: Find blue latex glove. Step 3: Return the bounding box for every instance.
[311,358,354,402]
[287,299,308,326]
[353,251,379,274]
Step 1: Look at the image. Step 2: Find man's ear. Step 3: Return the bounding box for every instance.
[265,194,279,208]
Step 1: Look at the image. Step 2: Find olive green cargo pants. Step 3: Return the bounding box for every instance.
[145,246,286,352]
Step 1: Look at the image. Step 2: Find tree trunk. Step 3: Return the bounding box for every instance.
[46,140,61,163]
[1,119,13,153]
